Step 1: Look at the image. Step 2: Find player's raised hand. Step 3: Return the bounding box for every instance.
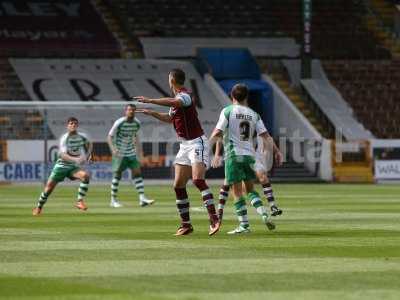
[211,155,223,168]
[131,96,150,103]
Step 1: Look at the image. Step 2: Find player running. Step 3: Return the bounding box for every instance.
[33,117,92,215]
[213,129,283,222]
[107,104,154,208]
[133,68,220,236]
[209,84,282,234]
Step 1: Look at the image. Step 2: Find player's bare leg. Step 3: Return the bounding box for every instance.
[33,180,58,215]
[131,167,154,207]
[71,170,90,211]
[256,170,282,216]
[192,162,220,236]
[174,164,193,236]
[227,182,250,234]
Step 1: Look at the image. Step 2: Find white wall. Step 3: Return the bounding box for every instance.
[140,37,300,58]
[7,140,58,161]
[204,74,231,107]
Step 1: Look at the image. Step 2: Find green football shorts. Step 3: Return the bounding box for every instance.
[48,163,81,183]
[225,155,256,185]
[112,155,141,173]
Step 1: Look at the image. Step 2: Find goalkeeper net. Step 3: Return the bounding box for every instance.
[0,101,187,184]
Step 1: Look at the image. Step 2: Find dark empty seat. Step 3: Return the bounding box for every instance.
[324,60,400,138]
[106,0,391,59]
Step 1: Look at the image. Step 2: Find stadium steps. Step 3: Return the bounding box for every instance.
[0,59,30,100]
[269,72,330,138]
[366,15,400,57]
[368,0,395,28]
[269,160,324,183]
[91,0,142,58]
[365,7,400,58]
[208,158,323,183]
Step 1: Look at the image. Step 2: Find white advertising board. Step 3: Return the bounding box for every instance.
[9,59,222,141]
[374,160,400,180]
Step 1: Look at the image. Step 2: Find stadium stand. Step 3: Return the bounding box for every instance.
[108,0,400,142]
[369,0,398,28]
[93,0,143,58]
[257,58,334,139]
[0,0,122,139]
[365,9,400,58]
[0,59,29,100]
[0,0,126,89]
[323,60,400,138]
[107,0,393,143]
[1,0,399,182]
[0,0,120,58]
[106,0,391,59]
[301,78,373,140]
[0,58,34,139]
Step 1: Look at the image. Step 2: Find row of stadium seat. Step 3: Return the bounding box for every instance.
[324,60,400,138]
[0,48,121,60]
[0,0,120,59]
[0,111,48,139]
[122,0,360,9]
[107,0,390,59]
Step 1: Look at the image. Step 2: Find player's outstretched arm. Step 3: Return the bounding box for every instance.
[136,108,172,123]
[209,128,223,148]
[132,96,183,108]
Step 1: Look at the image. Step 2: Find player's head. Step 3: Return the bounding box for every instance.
[66,117,79,133]
[231,84,248,104]
[169,68,185,92]
[125,103,136,118]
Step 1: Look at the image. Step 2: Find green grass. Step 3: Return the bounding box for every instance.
[1,183,400,300]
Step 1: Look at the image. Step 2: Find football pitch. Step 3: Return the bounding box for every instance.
[0,183,400,300]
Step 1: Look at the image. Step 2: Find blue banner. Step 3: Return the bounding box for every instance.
[0,162,131,182]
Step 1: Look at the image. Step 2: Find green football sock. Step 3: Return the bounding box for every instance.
[133,176,144,195]
[111,177,120,200]
[234,196,249,228]
[78,180,89,201]
[248,191,268,217]
[37,191,50,208]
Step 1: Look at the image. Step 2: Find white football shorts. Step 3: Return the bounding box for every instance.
[174,135,210,168]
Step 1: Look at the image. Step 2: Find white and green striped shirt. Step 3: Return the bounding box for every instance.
[215,104,267,159]
[108,117,141,157]
[57,131,90,166]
